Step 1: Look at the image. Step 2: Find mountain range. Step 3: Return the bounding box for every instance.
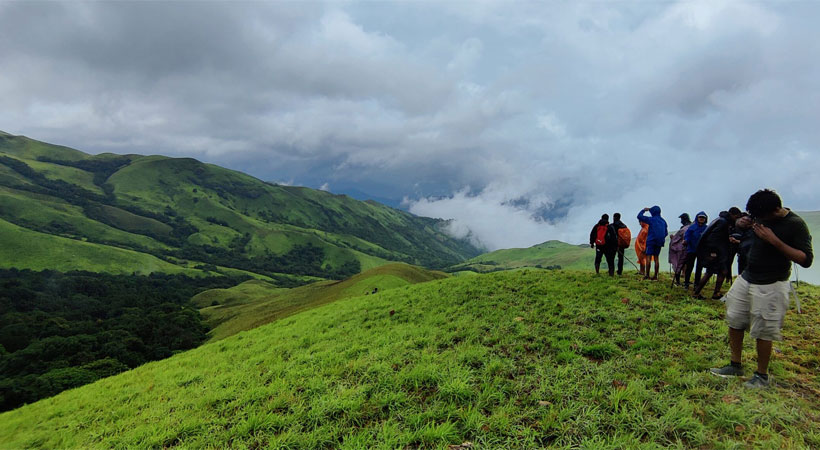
[0,131,481,283]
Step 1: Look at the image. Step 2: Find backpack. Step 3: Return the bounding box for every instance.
[617,226,631,248]
[595,225,607,246]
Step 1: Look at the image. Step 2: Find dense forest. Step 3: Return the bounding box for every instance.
[0,269,248,411]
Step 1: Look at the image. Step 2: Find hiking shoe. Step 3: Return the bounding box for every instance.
[710,364,744,378]
[743,372,772,389]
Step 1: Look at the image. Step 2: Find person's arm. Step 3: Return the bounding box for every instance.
[752,223,810,267]
[590,225,596,247]
[637,208,649,223]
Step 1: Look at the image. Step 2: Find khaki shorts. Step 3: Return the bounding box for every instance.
[724,276,790,341]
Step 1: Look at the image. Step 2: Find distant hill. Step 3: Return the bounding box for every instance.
[0,132,481,281]
[2,270,818,447]
[194,263,447,341]
[449,240,596,273]
[796,211,820,285]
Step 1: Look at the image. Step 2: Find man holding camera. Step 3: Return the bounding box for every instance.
[710,189,813,388]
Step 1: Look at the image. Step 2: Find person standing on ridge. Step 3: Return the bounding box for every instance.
[590,214,617,276]
[611,213,630,276]
[635,222,649,275]
[682,212,708,289]
[710,189,813,388]
[692,207,743,299]
[637,206,668,280]
[669,213,692,286]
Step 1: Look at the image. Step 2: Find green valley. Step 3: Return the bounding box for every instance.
[195,263,447,341]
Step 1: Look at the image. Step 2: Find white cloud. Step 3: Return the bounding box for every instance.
[1,1,819,250]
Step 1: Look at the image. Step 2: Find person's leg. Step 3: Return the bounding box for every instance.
[756,339,772,375]
[693,256,703,287]
[673,259,682,284]
[605,250,615,276]
[616,248,624,275]
[711,276,751,377]
[746,280,790,385]
[652,255,659,280]
[730,327,744,363]
[683,253,695,287]
[693,270,713,297]
[712,272,727,298]
[594,248,603,274]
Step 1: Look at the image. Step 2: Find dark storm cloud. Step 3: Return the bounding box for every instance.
[1,1,819,250]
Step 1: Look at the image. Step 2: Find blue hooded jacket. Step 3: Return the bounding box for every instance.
[637,206,668,246]
[683,211,708,254]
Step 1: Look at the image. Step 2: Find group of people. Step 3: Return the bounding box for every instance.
[589,189,813,389]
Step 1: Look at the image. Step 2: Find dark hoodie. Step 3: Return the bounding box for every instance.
[698,211,732,253]
[637,206,668,247]
[590,219,618,250]
[684,211,708,254]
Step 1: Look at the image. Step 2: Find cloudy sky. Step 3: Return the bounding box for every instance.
[1,1,818,250]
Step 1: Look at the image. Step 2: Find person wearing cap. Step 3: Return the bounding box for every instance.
[637,206,668,280]
[710,189,813,388]
[692,207,743,299]
[669,213,692,285]
[683,211,708,289]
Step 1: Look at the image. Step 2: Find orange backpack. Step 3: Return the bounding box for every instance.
[617,226,631,248]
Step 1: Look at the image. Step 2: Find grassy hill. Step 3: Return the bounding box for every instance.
[0,132,481,280]
[195,263,448,341]
[450,240,596,273]
[796,211,820,285]
[2,270,818,448]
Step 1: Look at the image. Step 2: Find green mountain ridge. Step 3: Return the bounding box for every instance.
[450,240,596,273]
[196,262,448,341]
[0,132,481,281]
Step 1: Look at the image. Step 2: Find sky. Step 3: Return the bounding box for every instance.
[1,1,819,250]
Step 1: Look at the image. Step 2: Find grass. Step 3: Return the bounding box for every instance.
[0,217,199,275]
[2,269,818,448]
[197,263,447,341]
[451,240,595,272]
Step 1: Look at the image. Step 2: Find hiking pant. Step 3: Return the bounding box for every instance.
[683,252,698,285]
[595,247,616,276]
[615,247,624,275]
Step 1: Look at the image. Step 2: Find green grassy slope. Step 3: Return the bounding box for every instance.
[196,263,448,341]
[450,240,596,272]
[0,131,481,279]
[3,270,818,448]
[0,217,198,275]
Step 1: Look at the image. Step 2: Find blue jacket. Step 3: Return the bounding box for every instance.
[683,211,708,254]
[637,206,668,246]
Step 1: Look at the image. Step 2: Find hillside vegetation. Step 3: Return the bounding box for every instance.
[195,263,448,341]
[0,132,480,280]
[797,211,820,285]
[2,270,818,448]
[0,270,247,411]
[450,240,595,273]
